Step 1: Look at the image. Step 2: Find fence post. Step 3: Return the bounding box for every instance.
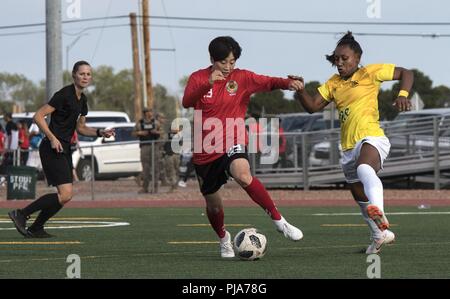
[302,133,309,191]
[249,152,256,176]
[151,141,155,193]
[293,135,298,170]
[90,145,95,200]
[433,117,440,190]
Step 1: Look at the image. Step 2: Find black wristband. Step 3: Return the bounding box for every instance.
[96,128,102,137]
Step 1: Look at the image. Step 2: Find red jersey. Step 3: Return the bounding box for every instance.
[19,128,30,149]
[0,131,5,154]
[182,67,291,165]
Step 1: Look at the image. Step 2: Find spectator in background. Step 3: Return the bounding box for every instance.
[163,126,180,192]
[1,113,19,170]
[156,112,168,187]
[177,148,194,188]
[0,124,5,158]
[0,124,5,169]
[18,120,30,166]
[133,107,161,193]
[27,122,44,171]
[177,124,194,188]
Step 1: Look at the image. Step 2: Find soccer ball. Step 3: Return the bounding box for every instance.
[233,228,267,261]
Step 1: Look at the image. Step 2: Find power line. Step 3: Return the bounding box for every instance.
[142,15,450,26]
[1,23,449,38]
[2,14,450,31]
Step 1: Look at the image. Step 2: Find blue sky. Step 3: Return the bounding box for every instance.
[1,0,449,98]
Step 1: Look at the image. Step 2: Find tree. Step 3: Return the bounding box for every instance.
[0,72,44,113]
[431,85,450,108]
[378,88,398,120]
[86,66,135,119]
[153,84,178,131]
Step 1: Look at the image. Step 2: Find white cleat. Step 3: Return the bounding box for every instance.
[220,231,235,258]
[366,229,395,254]
[275,217,304,241]
[178,180,187,188]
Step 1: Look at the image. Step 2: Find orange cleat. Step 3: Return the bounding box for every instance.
[367,204,390,231]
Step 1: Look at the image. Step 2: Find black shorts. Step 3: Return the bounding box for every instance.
[194,145,249,195]
[39,138,73,186]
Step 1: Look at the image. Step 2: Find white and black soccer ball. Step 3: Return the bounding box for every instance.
[233,228,267,261]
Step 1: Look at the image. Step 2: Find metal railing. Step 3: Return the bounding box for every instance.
[252,116,450,190]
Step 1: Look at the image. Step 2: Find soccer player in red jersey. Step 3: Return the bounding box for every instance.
[183,36,304,258]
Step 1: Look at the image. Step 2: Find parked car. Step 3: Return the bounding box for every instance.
[0,112,35,128]
[283,113,340,166]
[84,111,131,124]
[0,110,130,128]
[256,113,340,169]
[73,122,142,181]
[308,140,341,166]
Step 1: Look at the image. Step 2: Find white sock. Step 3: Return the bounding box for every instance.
[274,216,287,231]
[356,164,384,212]
[357,200,383,239]
[220,231,230,243]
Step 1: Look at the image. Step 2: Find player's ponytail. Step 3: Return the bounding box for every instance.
[325,31,363,66]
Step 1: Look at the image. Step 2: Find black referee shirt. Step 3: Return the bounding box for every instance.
[48,84,88,144]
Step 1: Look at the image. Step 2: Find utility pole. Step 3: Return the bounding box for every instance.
[46,0,63,101]
[142,0,154,110]
[130,13,143,121]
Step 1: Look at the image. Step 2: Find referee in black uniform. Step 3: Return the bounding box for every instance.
[8,61,115,238]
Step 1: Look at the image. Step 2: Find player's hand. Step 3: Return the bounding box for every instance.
[50,137,64,153]
[287,75,304,91]
[393,97,412,112]
[209,69,226,85]
[103,127,116,138]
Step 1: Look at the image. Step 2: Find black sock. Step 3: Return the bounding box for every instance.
[28,199,63,232]
[21,193,60,217]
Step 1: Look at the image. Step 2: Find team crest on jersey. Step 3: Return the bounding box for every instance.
[226,80,238,94]
[350,80,359,87]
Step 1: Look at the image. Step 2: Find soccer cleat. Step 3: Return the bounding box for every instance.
[8,209,29,237]
[26,228,55,239]
[178,180,187,188]
[367,204,390,231]
[275,217,304,241]
[366,229,395,254]
[220,231,235,258]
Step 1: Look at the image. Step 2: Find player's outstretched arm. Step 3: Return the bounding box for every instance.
[76,116,115,138]
[392,67,414,112]
[295,88,329,114]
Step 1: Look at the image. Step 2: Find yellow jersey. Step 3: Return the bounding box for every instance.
[317,63,395,150]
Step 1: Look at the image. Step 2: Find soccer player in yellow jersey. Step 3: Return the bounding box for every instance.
[295,32,414,254]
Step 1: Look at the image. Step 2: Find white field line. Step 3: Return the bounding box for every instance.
[311,212,450,216]
[0,220,130,230]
